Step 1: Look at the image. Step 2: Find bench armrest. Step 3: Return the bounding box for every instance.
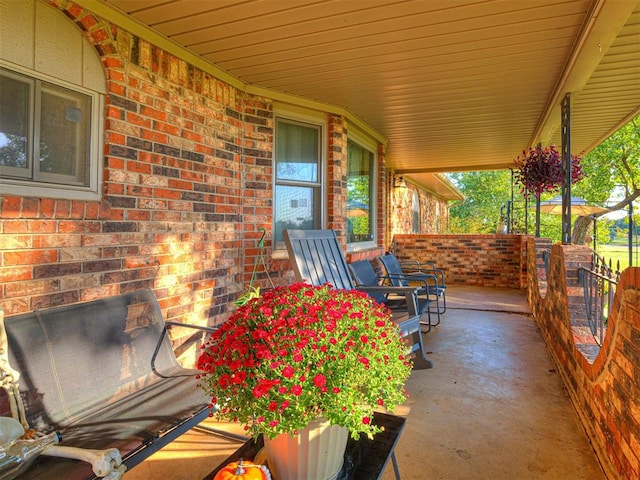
[151,322,218,378]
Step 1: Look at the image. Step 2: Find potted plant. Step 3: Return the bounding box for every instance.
[197,282,412,480]
[513,145,584,236]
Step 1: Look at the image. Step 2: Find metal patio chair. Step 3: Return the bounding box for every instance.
[348,259,434,333]
[379,253,447,327]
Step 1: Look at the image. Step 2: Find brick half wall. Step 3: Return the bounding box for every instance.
[392,234,528,289]
[528,238,640,480]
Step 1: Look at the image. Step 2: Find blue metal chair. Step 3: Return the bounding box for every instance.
[379,253,446,327]
[348,259,434,333]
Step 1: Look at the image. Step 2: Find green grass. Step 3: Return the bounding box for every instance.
[597,243,638,272]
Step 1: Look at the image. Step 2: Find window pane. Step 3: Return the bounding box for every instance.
[276,120,319,182]
[0,72,30,171]
[347,141,374,244]
[412,191,420,233]
[274,185,320,243]
[38,82,90,185]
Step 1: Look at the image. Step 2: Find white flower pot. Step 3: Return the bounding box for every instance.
[263,418,349,480]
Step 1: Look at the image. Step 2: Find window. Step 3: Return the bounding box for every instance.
[0,65,102,199]
[1,1,105,199]
[412,190,421,233]
[274,118,323,247]
[347,140,375,246]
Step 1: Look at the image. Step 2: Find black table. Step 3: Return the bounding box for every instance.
[203,412,406,480]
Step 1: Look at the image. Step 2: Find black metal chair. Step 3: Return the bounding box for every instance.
[283,229,432,369]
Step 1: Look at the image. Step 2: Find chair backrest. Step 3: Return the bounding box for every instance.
[283,229,355,290]
[3,289,181,428]
[347,260,387,304]
[379,254,409,288]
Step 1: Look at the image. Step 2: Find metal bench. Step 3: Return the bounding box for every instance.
[1,290,214,480]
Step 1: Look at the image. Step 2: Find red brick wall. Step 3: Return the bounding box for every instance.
[389,182,449,237]
[528,239,640,480]
[1,1,396,326]
[346,248,386,263]
[392,234,528,288]
[327,114,348,247]
[0,2,288,324]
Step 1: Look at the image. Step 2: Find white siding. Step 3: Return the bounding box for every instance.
[0,0,35,68]
[1,0,105,93]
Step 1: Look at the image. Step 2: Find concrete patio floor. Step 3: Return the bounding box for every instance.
[123,286,605,480]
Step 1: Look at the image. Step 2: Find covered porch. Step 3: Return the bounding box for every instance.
[120,235,640,479]
[124,284,605,480]
[1,1,639,479]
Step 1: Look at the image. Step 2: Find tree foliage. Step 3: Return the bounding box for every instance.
[448,170,512,234]
[573,114,640,216]
[347,176,371,236]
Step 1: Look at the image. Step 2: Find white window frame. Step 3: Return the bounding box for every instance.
[346,130,377,252]
[272,105,327,251]
[0,61,104,201]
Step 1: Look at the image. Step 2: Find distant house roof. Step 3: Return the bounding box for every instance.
[403,173,464,202]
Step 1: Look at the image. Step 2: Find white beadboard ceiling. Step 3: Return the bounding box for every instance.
[93,0,639,178]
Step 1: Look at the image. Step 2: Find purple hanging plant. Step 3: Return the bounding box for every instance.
[513,145,584,199]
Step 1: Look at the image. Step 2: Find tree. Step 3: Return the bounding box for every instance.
[573,114,640,216]
[448,115,640,241]
[448,170,511,234]
[347,175,371,236]
[0,133,27,167]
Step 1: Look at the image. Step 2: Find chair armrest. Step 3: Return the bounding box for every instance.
[356,285,419,294]
[400,259,437,271]
[151,322,218,378]
[386,272,440,292]
[399,260,446,286]
[355,285,421,316]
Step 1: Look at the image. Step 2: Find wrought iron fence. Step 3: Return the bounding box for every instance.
[578,254,621,345]
[542,249,550,280]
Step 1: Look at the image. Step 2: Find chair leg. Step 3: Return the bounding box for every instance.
[439,290,447,314]
[402,317,432,369]
[428,295,442,327]
[412,328,433,369]
[419,309,432,333]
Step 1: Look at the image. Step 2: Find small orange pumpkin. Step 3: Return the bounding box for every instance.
[213,458,271,480]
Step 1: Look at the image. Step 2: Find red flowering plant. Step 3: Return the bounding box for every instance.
[196,283,412,440]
